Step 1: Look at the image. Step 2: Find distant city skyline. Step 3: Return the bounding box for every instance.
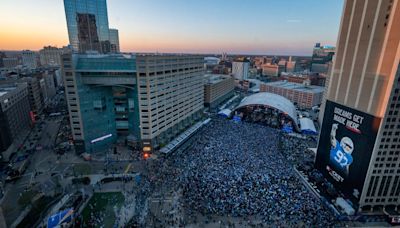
[0,0,344,55]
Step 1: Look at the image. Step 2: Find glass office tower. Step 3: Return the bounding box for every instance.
[109,28,120,53]
[64,0,111,53]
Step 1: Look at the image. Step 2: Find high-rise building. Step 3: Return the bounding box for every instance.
[61,53,204,153]
[232,59,249,80]
[22,50,37,69]
[63,0,111,53]
[316,0,400,213]
[109,28,120,53]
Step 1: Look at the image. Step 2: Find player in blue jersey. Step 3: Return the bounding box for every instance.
[329,123,354,176]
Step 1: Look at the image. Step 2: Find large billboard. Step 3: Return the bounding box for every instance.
[315,100,381,204]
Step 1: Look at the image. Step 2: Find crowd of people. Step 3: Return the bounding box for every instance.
[279,133,316,166]
[121,116,341,227]
[235,106,295,130]
[148,117,339,227]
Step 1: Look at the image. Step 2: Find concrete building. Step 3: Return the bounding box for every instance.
[281,72,326,87]
[39,46,63,66]
[0,83,31,153]
[204,74,234,109]
[64,0,111,53]
[3,57,19,69]
[22,50,37,69]
[41,72,57,102]
[311,43,335,73]
[260,81,324,109]
[261,63,284,77]
[316,0,400,213]
[204,57,220,72]
[286,57,296,73]
[55,69,63,87]
[278,60,287,72]
[232,59,249,80]
[136,54,204,149]
[18,77,44,117]
[109,28,120,53]
[61,53,204,153]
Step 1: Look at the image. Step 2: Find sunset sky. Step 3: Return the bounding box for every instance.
[0,0,344,55]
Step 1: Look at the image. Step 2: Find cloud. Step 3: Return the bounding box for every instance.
[287,19,302,23]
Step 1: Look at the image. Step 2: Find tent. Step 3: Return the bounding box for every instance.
[218,109,231,118]
[47,208,74,228]
[299,118,317,135]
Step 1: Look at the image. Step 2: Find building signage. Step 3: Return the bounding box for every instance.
[315,100,381,204]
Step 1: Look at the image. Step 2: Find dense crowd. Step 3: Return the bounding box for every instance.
[279,133,316,166]
[159,117,339,227]
[236,106,294,130]
[128,116,340,227]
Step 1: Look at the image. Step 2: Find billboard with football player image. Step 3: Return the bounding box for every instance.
[315,100,381,205]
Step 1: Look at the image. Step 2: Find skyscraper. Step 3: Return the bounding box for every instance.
[316,0,400,212]
[63,0,111,53]
[109,28,120,53]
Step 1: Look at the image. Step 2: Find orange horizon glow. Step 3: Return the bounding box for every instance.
[0,0,343,55]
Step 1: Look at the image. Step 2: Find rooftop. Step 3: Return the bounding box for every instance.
[234,92,299,127]
[263,81,324,93]
[204,74,231,84]
[75,54,136,72]
[0,86,18,97]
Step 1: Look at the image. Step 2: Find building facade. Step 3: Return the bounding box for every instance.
[204,74,234,109]
[22,50,37,69]
[64,0,111,53]
[232,60,249,80]
[311,43,335,74]
[17,77,44,117]
[136,55,204,148]
[260,81,324,109]
[316,0,400,213]
[261,63,284,77]
[2,58,19,69]
[281,72,326,87]
[61,53,204,153]
[39,46,63,66]
[109,28,120,53]
[0,83,31,153]
[286,57,296,73]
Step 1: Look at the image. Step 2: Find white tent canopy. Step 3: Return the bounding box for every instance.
[218,109,231,117]
[233,92,299,127]
[299,117,317,135]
